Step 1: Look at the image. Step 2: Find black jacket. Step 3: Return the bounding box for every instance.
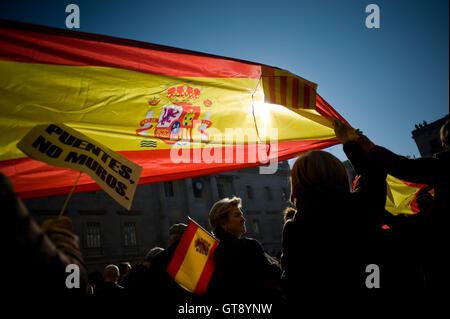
[368,147,449,228]
[281,141,387,294]
[95,282,124,296]
[1,173,88,298]
[207,232,281,303]
[148,241,195,304]
[368,147,450,288]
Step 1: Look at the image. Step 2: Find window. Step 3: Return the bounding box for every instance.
[164,181,174,197]
[192,179,204,198]
[264,186,273,200]
[282,187,289,200]
[85,222,102,248]
[269,219,280,239]
[246,186,254,199]
[217,183,225,198]
[252,220,261,237]
[123,222,137,248]
[216,176,234,198]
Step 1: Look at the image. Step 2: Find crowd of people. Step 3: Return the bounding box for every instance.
[3,117,448,309]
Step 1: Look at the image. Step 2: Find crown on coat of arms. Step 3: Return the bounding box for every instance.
[148,97,160,106]
[167,84,201,105]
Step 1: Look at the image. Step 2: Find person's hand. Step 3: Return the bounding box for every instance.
[265,252,280,268]
[333,119,359,144]
[42,217,84,265]
[42,216,73,233]
[356,131,374,152]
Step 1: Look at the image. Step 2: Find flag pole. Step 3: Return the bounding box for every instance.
[187,216,218,240]
[58,171,82,218]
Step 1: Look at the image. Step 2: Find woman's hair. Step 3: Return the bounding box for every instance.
[283,207,297,223]
[209,196,242,237]
[440,116,449,151]
[290,150,350,206]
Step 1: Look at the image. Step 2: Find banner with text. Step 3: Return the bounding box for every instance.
[17,123,143,210]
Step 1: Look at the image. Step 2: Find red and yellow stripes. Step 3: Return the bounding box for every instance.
[385,174,433,215]
[0,19,345,200]
[0,137,339,199]
[167,220,218,294]
[261,66,317,109]
[0,19,261,79]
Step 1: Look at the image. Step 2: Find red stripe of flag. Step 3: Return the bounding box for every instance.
[280,76,287,107]
[303,82,310,108]
[402,180,429,214]
[194,240,219,294]
[268,77,276,104]
[2,137,340,199]
[316,93,349,123]
[292,78,299,109]
[0,19,261,79]
[167,221,198,278]
[261,66,277,104]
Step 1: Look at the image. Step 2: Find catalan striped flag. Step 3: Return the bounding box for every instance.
[262,66,317,109]
[0,19,346,199]
[167,218,218,294]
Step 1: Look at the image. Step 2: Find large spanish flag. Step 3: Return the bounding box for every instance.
[167,218,218,294]
[0,19,345,199]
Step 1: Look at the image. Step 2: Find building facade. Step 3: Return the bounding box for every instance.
[23,161,291,273]
[412,117,447,157]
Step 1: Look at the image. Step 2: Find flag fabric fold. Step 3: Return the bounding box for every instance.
[385,174,433,215]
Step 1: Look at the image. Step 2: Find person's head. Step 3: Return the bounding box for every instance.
[168,223,188,246]
[103,264,120,283]
[290,150,350,207]
[209,196,246,239]
[283,207,297,223]
[143,246,164,268]
[118,262,131,277]
[440,116,449,151]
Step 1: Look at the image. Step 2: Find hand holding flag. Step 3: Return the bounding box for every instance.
[333,119,359,144]
[167,218,218,294]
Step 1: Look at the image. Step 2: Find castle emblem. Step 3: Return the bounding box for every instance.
[195,237,211,256]
[136,83,213,146]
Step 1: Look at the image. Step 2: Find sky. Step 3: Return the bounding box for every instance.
[1,0,448,162]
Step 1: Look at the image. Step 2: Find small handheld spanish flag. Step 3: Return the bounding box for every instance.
[167,217,219,294]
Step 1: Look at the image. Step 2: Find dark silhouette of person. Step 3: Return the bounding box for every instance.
[365,116,449,288]
[281,119,387,298]
[95,264,125,296]
[1,173,88,298]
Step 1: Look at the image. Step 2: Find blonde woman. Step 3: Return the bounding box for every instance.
[281,120,387,296]
[207,196,282,304]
